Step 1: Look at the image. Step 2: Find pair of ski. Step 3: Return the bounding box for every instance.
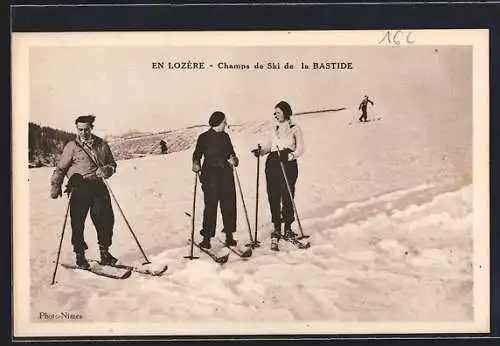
[186,173,253,265]
[192,233,309,264]
[61,259,168,280]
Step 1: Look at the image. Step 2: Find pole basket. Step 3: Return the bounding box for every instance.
[183,255,200,260]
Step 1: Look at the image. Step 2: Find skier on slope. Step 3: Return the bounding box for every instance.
[251,101,305,251]
[358,95,374,122]
[50,115,118,269]
[192,111,240,249]
[160,139,168,154]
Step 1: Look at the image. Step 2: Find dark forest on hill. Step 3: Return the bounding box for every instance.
[28,122,75,168]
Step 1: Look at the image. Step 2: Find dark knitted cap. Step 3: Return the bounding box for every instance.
[75,114,96,125]
[275,101,293,120]
[209,111,226,127]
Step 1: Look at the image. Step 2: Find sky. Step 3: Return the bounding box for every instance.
[29,45,471,137]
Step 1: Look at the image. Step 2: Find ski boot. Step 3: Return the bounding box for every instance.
[225,232,237,247]
[271,223,282,239]
[99,247,118,265]
[75,251,90,269]
[199,236,212,249]
[283,223,298,239]
[270,223,281,251]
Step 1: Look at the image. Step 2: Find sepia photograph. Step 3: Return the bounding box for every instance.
[12,30,489,337]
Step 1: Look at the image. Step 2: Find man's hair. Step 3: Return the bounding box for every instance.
[75,114,96,126]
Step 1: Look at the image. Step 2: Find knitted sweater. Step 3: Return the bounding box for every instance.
[51,135,116,186]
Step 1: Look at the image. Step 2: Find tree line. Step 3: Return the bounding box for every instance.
[29,122,75,167]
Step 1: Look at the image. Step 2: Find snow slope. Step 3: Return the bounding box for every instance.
[28,100,473,324]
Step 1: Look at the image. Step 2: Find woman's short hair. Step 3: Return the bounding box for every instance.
[275,101,293,120]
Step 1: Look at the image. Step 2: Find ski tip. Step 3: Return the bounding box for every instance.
[122,270,133,279]
[150,265,169,276]
[240,248,253,258]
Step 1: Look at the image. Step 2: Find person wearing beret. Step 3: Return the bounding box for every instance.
[192,111,239,249]
[50,115,118,269]
[251,101,305,251]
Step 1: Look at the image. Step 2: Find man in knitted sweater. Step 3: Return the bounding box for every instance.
[50,115,118,268]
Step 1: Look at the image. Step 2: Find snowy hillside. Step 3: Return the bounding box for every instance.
[29,100,473,325]
[107,126,205,160]
[106,118,298,161]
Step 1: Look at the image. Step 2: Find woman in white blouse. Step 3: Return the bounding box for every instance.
[252,101,305,251]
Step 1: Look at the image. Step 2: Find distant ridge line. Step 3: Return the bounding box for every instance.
[294,107,346,116]
[116,107,347,139]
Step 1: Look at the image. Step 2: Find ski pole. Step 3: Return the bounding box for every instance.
[102,178,150,263]
[275,146,309,239]
[81,142,151,264]
[234,167,254,245]
[184,173,200,260]
[225,124,257,247]
[50,193,71,285]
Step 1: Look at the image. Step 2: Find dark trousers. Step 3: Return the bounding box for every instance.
[70,179,114,253]
[200,168,237,238]
[265,152,299,228]
[359,109,368,122]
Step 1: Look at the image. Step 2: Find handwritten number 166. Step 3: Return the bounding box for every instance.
[379,30,415,45]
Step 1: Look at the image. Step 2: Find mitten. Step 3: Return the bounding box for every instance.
[228,155,239,168]
[64,173,84,195]
[50,184,62,199]
[192,162,201,173]
[97,165,115,179]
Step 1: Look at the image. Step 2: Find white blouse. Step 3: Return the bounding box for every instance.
[260,120,305,160]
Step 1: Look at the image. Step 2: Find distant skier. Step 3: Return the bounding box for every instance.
[192,111,239,249]
[358,95,374,122]
[251,101,305,251]
[160,139,168,154]
[50,115,118,269]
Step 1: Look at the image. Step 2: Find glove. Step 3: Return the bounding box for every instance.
[251,148,261,157]
[96,165,115,179]
[228,155,239,168]
[63,173,84,196]
[279,148,293,162]
[192,162,201,173]
[50,184,62,199]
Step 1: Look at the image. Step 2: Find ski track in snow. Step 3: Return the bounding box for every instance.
[29,107,472,323]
